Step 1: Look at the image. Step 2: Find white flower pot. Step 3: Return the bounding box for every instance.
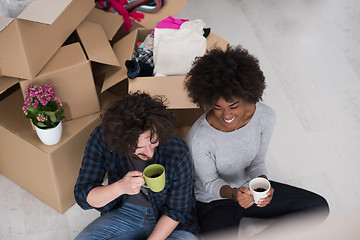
[35,121,62,146]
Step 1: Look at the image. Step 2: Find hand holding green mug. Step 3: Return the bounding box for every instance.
[142,164,165,192]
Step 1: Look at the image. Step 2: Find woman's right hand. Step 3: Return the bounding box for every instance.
[233,186,254,209]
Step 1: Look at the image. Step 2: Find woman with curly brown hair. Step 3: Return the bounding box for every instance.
[74,92,200,240]
[184,45,329,235]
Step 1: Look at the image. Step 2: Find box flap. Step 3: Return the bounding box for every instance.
[85,7,124,41]
[38,43,86,75]
[128,76,197,109]
[76,21,120,67]
[139,0,187,29]
[101,29,139,92]
[0,20,31,79]
[0,87,30,134]
[0,17,13,32]
[18,0,72,25]
[0,76,19,94]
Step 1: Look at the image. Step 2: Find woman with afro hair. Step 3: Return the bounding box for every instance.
[184,45,329,235]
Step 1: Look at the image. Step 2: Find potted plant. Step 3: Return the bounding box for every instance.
[23,84,65,145]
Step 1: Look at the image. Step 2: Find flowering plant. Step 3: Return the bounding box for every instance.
[23,84,65,129]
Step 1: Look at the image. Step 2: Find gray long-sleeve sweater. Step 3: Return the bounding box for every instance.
[186,102,276,203]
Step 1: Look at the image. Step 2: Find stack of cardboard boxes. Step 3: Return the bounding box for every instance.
[0,0,228,213]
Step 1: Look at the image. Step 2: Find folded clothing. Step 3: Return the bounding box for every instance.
[153,20,206,76]
[152,15,188,34]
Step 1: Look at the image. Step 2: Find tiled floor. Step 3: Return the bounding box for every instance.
[1,0,360,239]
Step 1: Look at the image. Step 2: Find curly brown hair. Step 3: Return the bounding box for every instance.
[185,45,266,106]
[102,91,176,155]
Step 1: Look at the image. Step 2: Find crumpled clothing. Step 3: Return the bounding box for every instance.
[132,48,154,67]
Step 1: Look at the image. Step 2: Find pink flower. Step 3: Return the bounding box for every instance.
[36,113,47,122]
[23,84,64,128]
[33,100,39,108]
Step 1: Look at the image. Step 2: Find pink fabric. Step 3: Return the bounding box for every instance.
[96,0,144,31]
[152,16,188,34]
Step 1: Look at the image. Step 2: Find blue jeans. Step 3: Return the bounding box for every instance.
[74,202,198,240]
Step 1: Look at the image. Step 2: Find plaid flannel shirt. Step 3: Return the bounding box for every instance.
[74,125,199,235]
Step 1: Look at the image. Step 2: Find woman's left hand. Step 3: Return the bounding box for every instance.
[256,186,274,207]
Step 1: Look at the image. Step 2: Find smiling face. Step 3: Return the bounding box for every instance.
[133,130,159,161]
[207,96,255,132]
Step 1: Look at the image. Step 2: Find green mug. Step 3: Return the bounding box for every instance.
[142,164,165,192]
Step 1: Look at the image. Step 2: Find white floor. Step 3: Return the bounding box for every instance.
[1,0,360,239]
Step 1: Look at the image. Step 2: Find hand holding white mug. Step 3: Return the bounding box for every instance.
[256,186,274,207]
[249,177,273,207]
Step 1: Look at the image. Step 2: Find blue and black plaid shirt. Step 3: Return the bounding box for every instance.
[74,125,200,235]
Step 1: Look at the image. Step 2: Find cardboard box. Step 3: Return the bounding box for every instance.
[19,20,121,122]
[171,108,204,140]
[85,7,124,41]
[102,28,229,109]
[0,76,18,95]
[0,0,94,79]
[0,84,101,213]
[19,43,101,122]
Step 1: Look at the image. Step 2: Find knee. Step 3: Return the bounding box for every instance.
[311,194,330,220]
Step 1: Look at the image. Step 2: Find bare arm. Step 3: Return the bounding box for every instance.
[220,185,254,209]
[86,171,144,208]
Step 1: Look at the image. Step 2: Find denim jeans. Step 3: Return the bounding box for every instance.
[74,202,198,240]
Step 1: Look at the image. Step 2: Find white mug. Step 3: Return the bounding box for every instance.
[249,177,271,204]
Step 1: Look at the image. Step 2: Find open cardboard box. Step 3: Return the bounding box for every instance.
[19,43,101,123]
[0,81,101,213]
[103,28,229,109]
[0,0,94,79]
[19,20,121,123]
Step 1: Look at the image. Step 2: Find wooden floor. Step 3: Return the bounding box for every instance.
[1,0,360,239]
